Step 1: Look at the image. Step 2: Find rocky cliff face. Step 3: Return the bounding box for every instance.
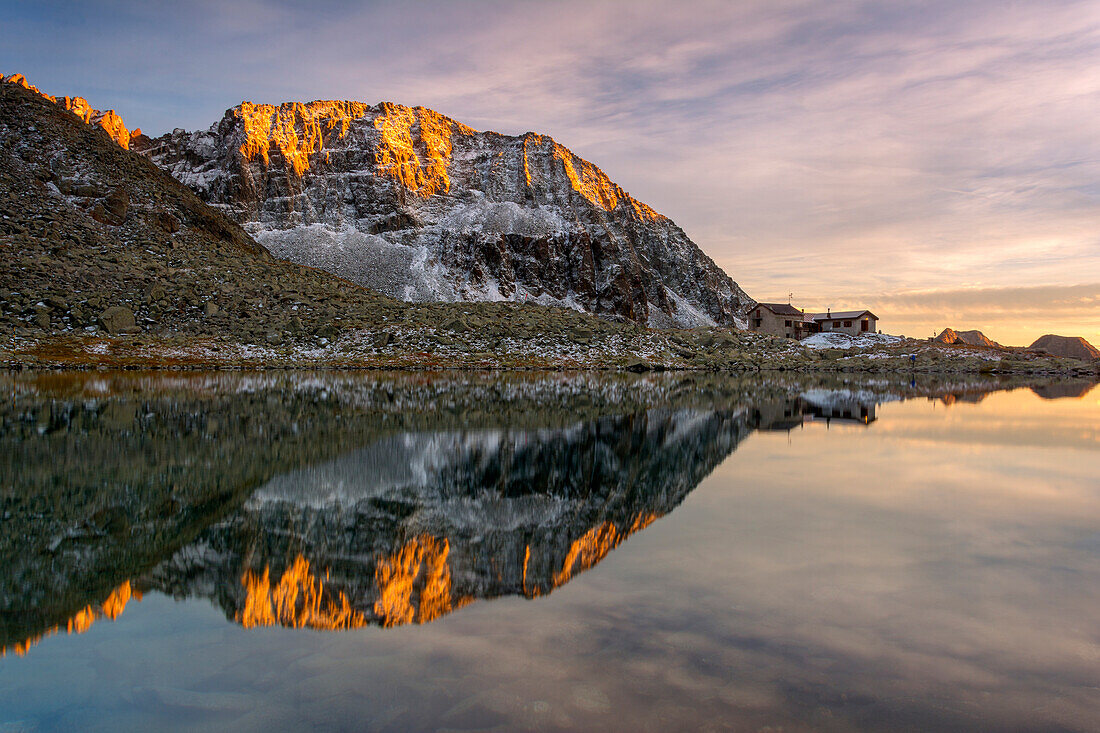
[1029,335,1100,362]
[137,100,753,327]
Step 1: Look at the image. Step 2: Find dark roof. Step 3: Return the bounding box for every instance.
[810,310,877,322]
[755,303,803,316]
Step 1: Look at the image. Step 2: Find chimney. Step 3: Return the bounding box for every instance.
[827,308,831,318]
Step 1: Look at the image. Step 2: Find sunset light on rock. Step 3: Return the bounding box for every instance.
[1,2,1098,729]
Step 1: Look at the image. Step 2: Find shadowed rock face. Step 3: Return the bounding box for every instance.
[136,101,753,327]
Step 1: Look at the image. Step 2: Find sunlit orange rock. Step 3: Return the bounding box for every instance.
[236,100,372,178]
[233,99,475,197]
[237,555,366,630]
[521,133,662,220]
[1,73,132,148]
[550,513,659,589]
[1,580,139,658]
[373,103,474,198]
[373,535,471,627]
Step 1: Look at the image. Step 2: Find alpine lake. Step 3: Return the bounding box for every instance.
[1,370,1098,732]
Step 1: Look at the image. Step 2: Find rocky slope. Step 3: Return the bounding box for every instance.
[136,100,753,327]
[0,73,135,148]
[934,328,1000,347]
[1029,334,1100,362]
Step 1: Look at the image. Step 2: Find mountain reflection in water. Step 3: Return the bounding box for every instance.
[4,371,1087,657]
[116,407,750,633]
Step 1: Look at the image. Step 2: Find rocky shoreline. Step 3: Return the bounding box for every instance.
[3,325,1097,376]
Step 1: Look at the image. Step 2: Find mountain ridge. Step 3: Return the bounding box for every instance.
[136,97,754,327]
[0,73,136,149]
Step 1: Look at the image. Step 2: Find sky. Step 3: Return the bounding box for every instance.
[2,0,1099,345]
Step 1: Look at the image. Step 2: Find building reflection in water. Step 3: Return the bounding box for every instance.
[751,390,877,433]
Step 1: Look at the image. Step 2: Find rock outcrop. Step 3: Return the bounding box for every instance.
[136,100,753,327]
[1029,334,1100,361]
[1,73,135,149]
[934,328,1000,348]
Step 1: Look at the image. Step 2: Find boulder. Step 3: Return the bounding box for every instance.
[97,306,138,334]
[152,211,181,233]
[103,189,129,223]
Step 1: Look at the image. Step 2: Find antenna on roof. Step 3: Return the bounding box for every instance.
[788,292,793,304]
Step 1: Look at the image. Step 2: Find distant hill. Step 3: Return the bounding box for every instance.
[934,328,1000,348]
[1029,335,1100,362]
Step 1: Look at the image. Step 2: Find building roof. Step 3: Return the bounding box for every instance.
[810,310,877,322]
[755,302,803,317]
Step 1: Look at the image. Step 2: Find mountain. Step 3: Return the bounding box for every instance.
[0,73,135,148]
[1029,335,1100,362]
[0,76,411,343]
[136,100,753,327]
[3,75,697,368]
[934,328,1000,348]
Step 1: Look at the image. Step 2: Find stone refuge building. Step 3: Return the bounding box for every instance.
[748,303,879,339]
[747,303,807,338]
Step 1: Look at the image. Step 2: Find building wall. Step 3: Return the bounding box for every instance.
[818,316,877,336]
[748,307,802,338]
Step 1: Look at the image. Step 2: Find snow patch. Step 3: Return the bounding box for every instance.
[801,332,903,350]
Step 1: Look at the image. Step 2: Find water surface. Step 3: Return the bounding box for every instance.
[1,372,1097,731]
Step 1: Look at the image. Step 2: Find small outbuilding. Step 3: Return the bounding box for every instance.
[809,309,878,337]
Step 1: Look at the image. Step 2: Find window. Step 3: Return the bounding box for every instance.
[843,320,852,327]
[752,319,762,328]
[833,320,840,327]
[784,320,792,327]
